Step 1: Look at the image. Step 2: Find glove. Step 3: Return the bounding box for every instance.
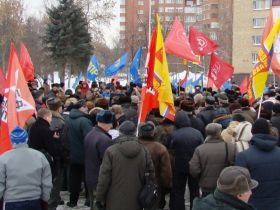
[95,201,106,210]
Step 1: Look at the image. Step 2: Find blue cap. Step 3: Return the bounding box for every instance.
[10,126,28,145]
[96,110,114,124]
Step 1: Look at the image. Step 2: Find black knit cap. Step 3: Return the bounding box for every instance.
[273,103,280,114]
[96,110,114,124]
[251,118,270,135]
[119,120,136,135]
[138,121,156,138]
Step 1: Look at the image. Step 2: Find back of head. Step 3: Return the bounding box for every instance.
[251,118,270,135]
[37,108,52,119]
[217,166,258,196]
[10,126,28,145]
[96,110,114,124]
[72,99,87,110]
[46,97,62,111]
[232,114,246,122]
[138,121,156,138]
[206,123,222,138]
[119,120,136,136]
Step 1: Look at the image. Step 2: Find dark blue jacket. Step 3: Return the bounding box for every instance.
[170,111,204,174]
[64,109,92,165]
[236,134,280,210]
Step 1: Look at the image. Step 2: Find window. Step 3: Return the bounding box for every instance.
[120,33,125,39]
[120,0,125,5]
[158,7,164,12]
[138,26,143,31]
[178,16,183,21]
[253,18,266,28]
[120,25,126,31]
[138,1,144,5]
[185,16,196,22]
[265,0,271,9]
[252,35,261,45]
[165,16,174,21]
[120,16,125,22]
[211,4,218,9]
[176,7,184,13]
[159,0,164,3]
[151,0,155,5]
[210,22,219,28]
[165,0,175,3]
[138,10,144,14]
[252,53,258,64]
[185,7,196,13]
[120,7,125,13]
[176,0,183,3]
[165,7,175,13]
[209,32,218,41]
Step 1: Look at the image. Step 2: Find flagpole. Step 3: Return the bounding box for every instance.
[257,93,264,119]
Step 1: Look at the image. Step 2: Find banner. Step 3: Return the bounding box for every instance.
[0,43,36,154]
[129,47,142,84]
[105,52,128,76]
[19,42,34,81]
[208,53,234,89]
[165,17,200,63]
[0,66,6,95]
[179,71,188,87]
[248,17,280,103]
[240,76,249,94]
[189,26,218,56]
[86,55,100,81]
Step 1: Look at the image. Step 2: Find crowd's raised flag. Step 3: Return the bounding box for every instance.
[129,47,143,84]
[189,26,219,56]
[179,71,188,87]
[19,42,34,81]
[223,81,232,90]
[240,76,249,94]
[183,78,193,92]
[165,17,200,63]
[247,17,280,104]
[86,55,100,81]
[105,52,128,76]
[0,43,36,154]
[262,9,280,78]
[208,53,234,89]
[138,29,157,123]
[153,14,175,121]
[72,71,83,89]
[0,66,6,95]
[192,73,203,87]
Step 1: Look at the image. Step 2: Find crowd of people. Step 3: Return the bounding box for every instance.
[1,77,280,210]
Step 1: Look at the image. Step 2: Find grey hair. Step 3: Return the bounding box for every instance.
[206,123,222,137]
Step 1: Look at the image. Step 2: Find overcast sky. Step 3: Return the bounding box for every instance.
[24,0,120,47]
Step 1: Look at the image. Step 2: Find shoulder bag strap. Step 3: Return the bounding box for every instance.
[224,142,229,166]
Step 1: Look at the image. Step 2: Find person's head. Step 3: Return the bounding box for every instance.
[251,118,270,135]
[238,98,250,108]
[206,123,222,138]
[273,103,280,115]
[119,120,136,136]
[37,108,52,124]
[10,126,28,146]
[73,99,88,113]
[217,166,258,203]
[96,110,114,132]
[138,121,156,139]
[205,96,215,107]
[180,99,195,114]
[65,89,73,98]
[51,83,60,93]
[32,90,44,103]
[217,93,229,105]
[46,97,62,113]
[95,98,109,110]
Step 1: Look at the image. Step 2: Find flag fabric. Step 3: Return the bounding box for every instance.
[192,74,203,87]
[261,9,280,78]
[183,78,193,90]
[138,29,157,123]
[105,52,128,76]
[0,66,6,95]
[179,71,188,87]
[0,43,36,154]
[189,26,219,56]
[153,15,175,121]
[19,42,34,81]
[240,76,249,94]
[129,47,142,84]
[223,81,232,90]
[72,71,83,89]
[86,55,100,81]
[207,77,214,88]
[208,53,234,89]
[165,17,200,63]
[248,17,280,104]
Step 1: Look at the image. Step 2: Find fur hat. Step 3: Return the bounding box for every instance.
[95,98,109,110]
[119,120,136,135]
[217,166,258,196]
[205,96,216,105]
[10,126,28,145]
[138,121,156,138]
[180,99,195,112]
[217,93,229,104]
[251,118,270,135]
[96,110,114,124]
[46,97,62,111]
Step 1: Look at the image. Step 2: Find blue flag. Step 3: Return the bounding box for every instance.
[183,78,193,89]
[129,48,142,84]
[192,74,203,87]
[223,81,232,90]
[86,55,100,81]
[72,71,83,89]
[105,52,128,77]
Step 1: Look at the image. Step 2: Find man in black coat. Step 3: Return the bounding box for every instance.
[271,103,280,145]
[28,108,59,175]
[169,111,204,210]
[84,110,114,210]
[197,96,218,126]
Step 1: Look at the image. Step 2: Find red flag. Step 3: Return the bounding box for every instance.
[179,71,188,87]
[138,29,158,123]
[0,43,36,154]
[189,26,219,56]
[165,17,200,63]
[0,66,6,95]
[208,53,234,89]
[207,77,214,88]
[20,42,34,81]
[240,76,249,94]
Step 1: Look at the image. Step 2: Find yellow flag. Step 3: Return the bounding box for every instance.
[153,14,175,121]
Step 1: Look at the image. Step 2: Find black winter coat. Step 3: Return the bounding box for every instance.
[197,105,217,126]
[271,113,280,145]
[84,126,112,190]
[188,114,206,137]
[64,109,93,165]
[236,134,280,210]
[170,111,204,174]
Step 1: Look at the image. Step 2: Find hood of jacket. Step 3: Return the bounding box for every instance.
[51,110,65,121]
[174,110,191,128]
[115,135,142,158]
[69,108,87,119]
[252,134,278,151]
